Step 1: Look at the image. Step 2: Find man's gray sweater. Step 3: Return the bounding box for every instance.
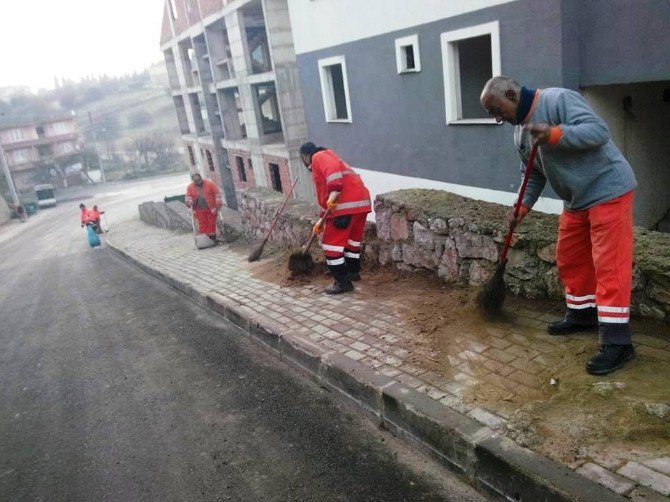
[515,87,637,211]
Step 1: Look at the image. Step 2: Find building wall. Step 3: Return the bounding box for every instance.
[292,0,565,209]
[262,153,291,195]
[578,0,670,86]
[228,148,256,194]
[583,81,670,229]
[0,126,38,145]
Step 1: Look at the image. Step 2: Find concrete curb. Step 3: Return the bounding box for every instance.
[108,243,625,502]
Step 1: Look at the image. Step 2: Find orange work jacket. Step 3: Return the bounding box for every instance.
[311,150,371,217]
[185,179,222,210]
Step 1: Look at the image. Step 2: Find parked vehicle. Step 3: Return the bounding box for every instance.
[34,184,57,208]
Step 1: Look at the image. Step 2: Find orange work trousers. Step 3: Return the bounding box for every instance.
[556,191,634,343]
[321,213,367,280]
[194,208,217,235]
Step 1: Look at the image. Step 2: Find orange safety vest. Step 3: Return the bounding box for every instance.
[88,208,101,221]
[311,150,371,217]
[185,179,222,210]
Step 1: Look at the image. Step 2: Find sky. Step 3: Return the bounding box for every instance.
[0,0,166,91]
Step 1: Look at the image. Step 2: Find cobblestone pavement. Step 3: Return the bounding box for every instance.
[108,219,670,499]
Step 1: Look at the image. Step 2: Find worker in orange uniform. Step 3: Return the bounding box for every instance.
[480,76,637,375]
[79,203,89,227]
[88,205,105,234]
[185,172,222,242]
[300,142,372,294]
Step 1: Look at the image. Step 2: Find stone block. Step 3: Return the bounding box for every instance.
[413,221,434,249]
[452,229,498,261]
[475,435,623,502]
[576,463,635,495]
[390,213,411,241]
[537,243,556,263]
[468,260,494,286]
[506,249,538,281]
[437,238,459,283]
[617,461,670,496]
[428,217,448,234]
[382,382,491,476]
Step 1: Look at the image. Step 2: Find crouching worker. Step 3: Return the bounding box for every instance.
[300,142,371,295]
[185,172,222,242]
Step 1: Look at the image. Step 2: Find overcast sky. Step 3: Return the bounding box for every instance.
[0,0,166,91]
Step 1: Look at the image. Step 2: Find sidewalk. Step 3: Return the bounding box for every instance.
[107,218,670,501]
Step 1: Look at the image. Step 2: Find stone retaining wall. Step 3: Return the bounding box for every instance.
[375,189,670,322]
[138,200,242,241]
[206,188,670,323]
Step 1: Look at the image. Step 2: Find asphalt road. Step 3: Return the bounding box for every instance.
[0,175,487,502]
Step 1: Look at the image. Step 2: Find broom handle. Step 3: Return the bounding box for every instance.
[500,143,538,263]
[259,177,300,245]
[302,207,332,254]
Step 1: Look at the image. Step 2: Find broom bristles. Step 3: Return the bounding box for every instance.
[476,262,507,315]
[288,250,313,274]
[247,242,265,262]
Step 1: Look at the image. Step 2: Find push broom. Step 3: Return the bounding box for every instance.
[476,143,538,315]
[248,177,300,262]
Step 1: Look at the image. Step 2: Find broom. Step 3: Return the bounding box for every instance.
[288,207,332,274]
[476,144,538,315]
[248,177,300,262]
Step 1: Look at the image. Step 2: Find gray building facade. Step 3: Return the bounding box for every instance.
[288,0,670,228]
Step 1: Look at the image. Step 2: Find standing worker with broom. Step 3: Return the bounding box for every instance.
[299,142,372,294]
[480,76,637,376]
[185,172,222,243]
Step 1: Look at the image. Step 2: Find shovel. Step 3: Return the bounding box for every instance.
[476,143,538,315]
[288,207,332,274]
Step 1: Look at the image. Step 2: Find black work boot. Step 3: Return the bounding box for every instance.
[586,344,635,375]
[324,280,355,295]
[345,254,361,282]
[547,307,598,336]
[325,261,354,295]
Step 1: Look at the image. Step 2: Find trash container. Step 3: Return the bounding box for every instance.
[164,194,186,204]
[24,202,38,215]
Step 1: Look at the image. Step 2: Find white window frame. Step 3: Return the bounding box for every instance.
[168,0,178,20]
[9,128,24,142]
[13,148,30,162]
[441,21,501,125]
[317,56,353,124]
[395,34,421,74]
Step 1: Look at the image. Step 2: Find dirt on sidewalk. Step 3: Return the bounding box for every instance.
[248,250,670,469]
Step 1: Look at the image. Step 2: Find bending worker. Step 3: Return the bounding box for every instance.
[185,172,222,242]
[480,76,637,376]
[300,142,372,295]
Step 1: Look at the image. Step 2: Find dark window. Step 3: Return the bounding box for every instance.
[187,146,195,166]
[236,156,247,182]
[404,45,415,70]
[206,150,215,172]
[269,163,283,193]
[253,83,282,135]
[328,64,348,120]
[36,126,45,136]
[457,35,492,119]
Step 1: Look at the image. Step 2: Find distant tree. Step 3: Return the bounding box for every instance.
[131,134,153,168]
[127,110,153,128]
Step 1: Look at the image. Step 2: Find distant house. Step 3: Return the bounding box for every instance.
[159,0,312,210]
[286,0,670,230]
[0,112,83,191]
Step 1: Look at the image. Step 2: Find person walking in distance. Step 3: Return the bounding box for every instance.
[480,76,637,375]
[300,142,372,295]
[79,203,89,228]
[185,173,222,242]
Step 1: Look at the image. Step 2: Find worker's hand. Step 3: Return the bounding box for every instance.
[326,192,339,211]
[507,204,530,231]
[524,123,551,145]
[81,223,84,228]
[313,218,324,235]
[210,208,218,215]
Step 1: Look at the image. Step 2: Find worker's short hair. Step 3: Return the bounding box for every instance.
[299,142,318,157]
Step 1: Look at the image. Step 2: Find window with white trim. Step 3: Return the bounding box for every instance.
[12,148,30,162]
[441,21,501,124]
[395,35,421,74]
[168,0,178,20]
[9,128,24,142]
[318,56,352,123]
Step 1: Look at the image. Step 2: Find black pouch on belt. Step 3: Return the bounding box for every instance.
[332,215,351,229]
